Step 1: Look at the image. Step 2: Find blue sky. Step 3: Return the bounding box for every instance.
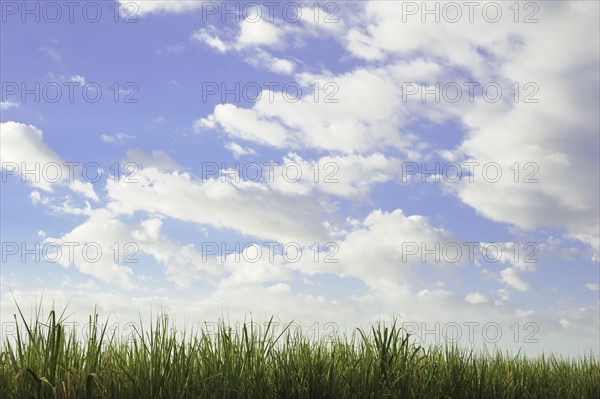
[1,0,599,356]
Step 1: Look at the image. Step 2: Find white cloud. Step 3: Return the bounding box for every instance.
[44,210,221,289]
[515,309,534,318]
[224,142,257,158]
[344,1,533,77]
[0,273,20,290]
[290,209,457,288]
[1,122,64,191]
[69,180,99,202]
[218,244,293,288]
[190,7,344,73]
[69,75,86,85]
[192,10,342,53]
[1,122,100,202]
[30,191,94,216]
[191,26,228,53]
[106,166,330,245]
[130,218,222,287]
[497,288,510,301]
[559,319,571,328]
[262,152,402,199]
[119,0,207,16]
[191,26,295,74]
[500,267,531,292]
[0,101,19,110]
[342,1,600,249]
[244,49,295,75]
[3,1,599,359]
[30,190,47,206]
[465,292,488,304]
[197,65,425,154]
[43,209,138,289]
[237,19,283,48]
[195,104,290,148]
[101,133,135,144]
[585,283,600,292]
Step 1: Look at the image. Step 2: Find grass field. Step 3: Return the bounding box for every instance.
[1,304,598,399]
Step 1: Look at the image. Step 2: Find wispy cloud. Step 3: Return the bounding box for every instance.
[100,133,135,144]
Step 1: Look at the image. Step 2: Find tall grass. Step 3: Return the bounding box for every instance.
[1,303,598,398]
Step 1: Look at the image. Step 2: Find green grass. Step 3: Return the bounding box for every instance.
[1,303,598,398]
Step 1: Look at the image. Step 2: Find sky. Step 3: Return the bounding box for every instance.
[0,0,599,356]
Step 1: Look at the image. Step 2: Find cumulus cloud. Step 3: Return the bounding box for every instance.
[260,152,403,199]
[289,209,458,288]
[106,166,330,245]
[131,218,222,287]
[191,5,344,52]
[196,66,425,154]
[1,122,98,201]
[341,1,599,248]
[236,18,283,48]
[190,4,344,74]
[4,1,599,358]
[190,19,290,54]
[43,209,138,289]
[1,122,66,191]
[44,210,221,289]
